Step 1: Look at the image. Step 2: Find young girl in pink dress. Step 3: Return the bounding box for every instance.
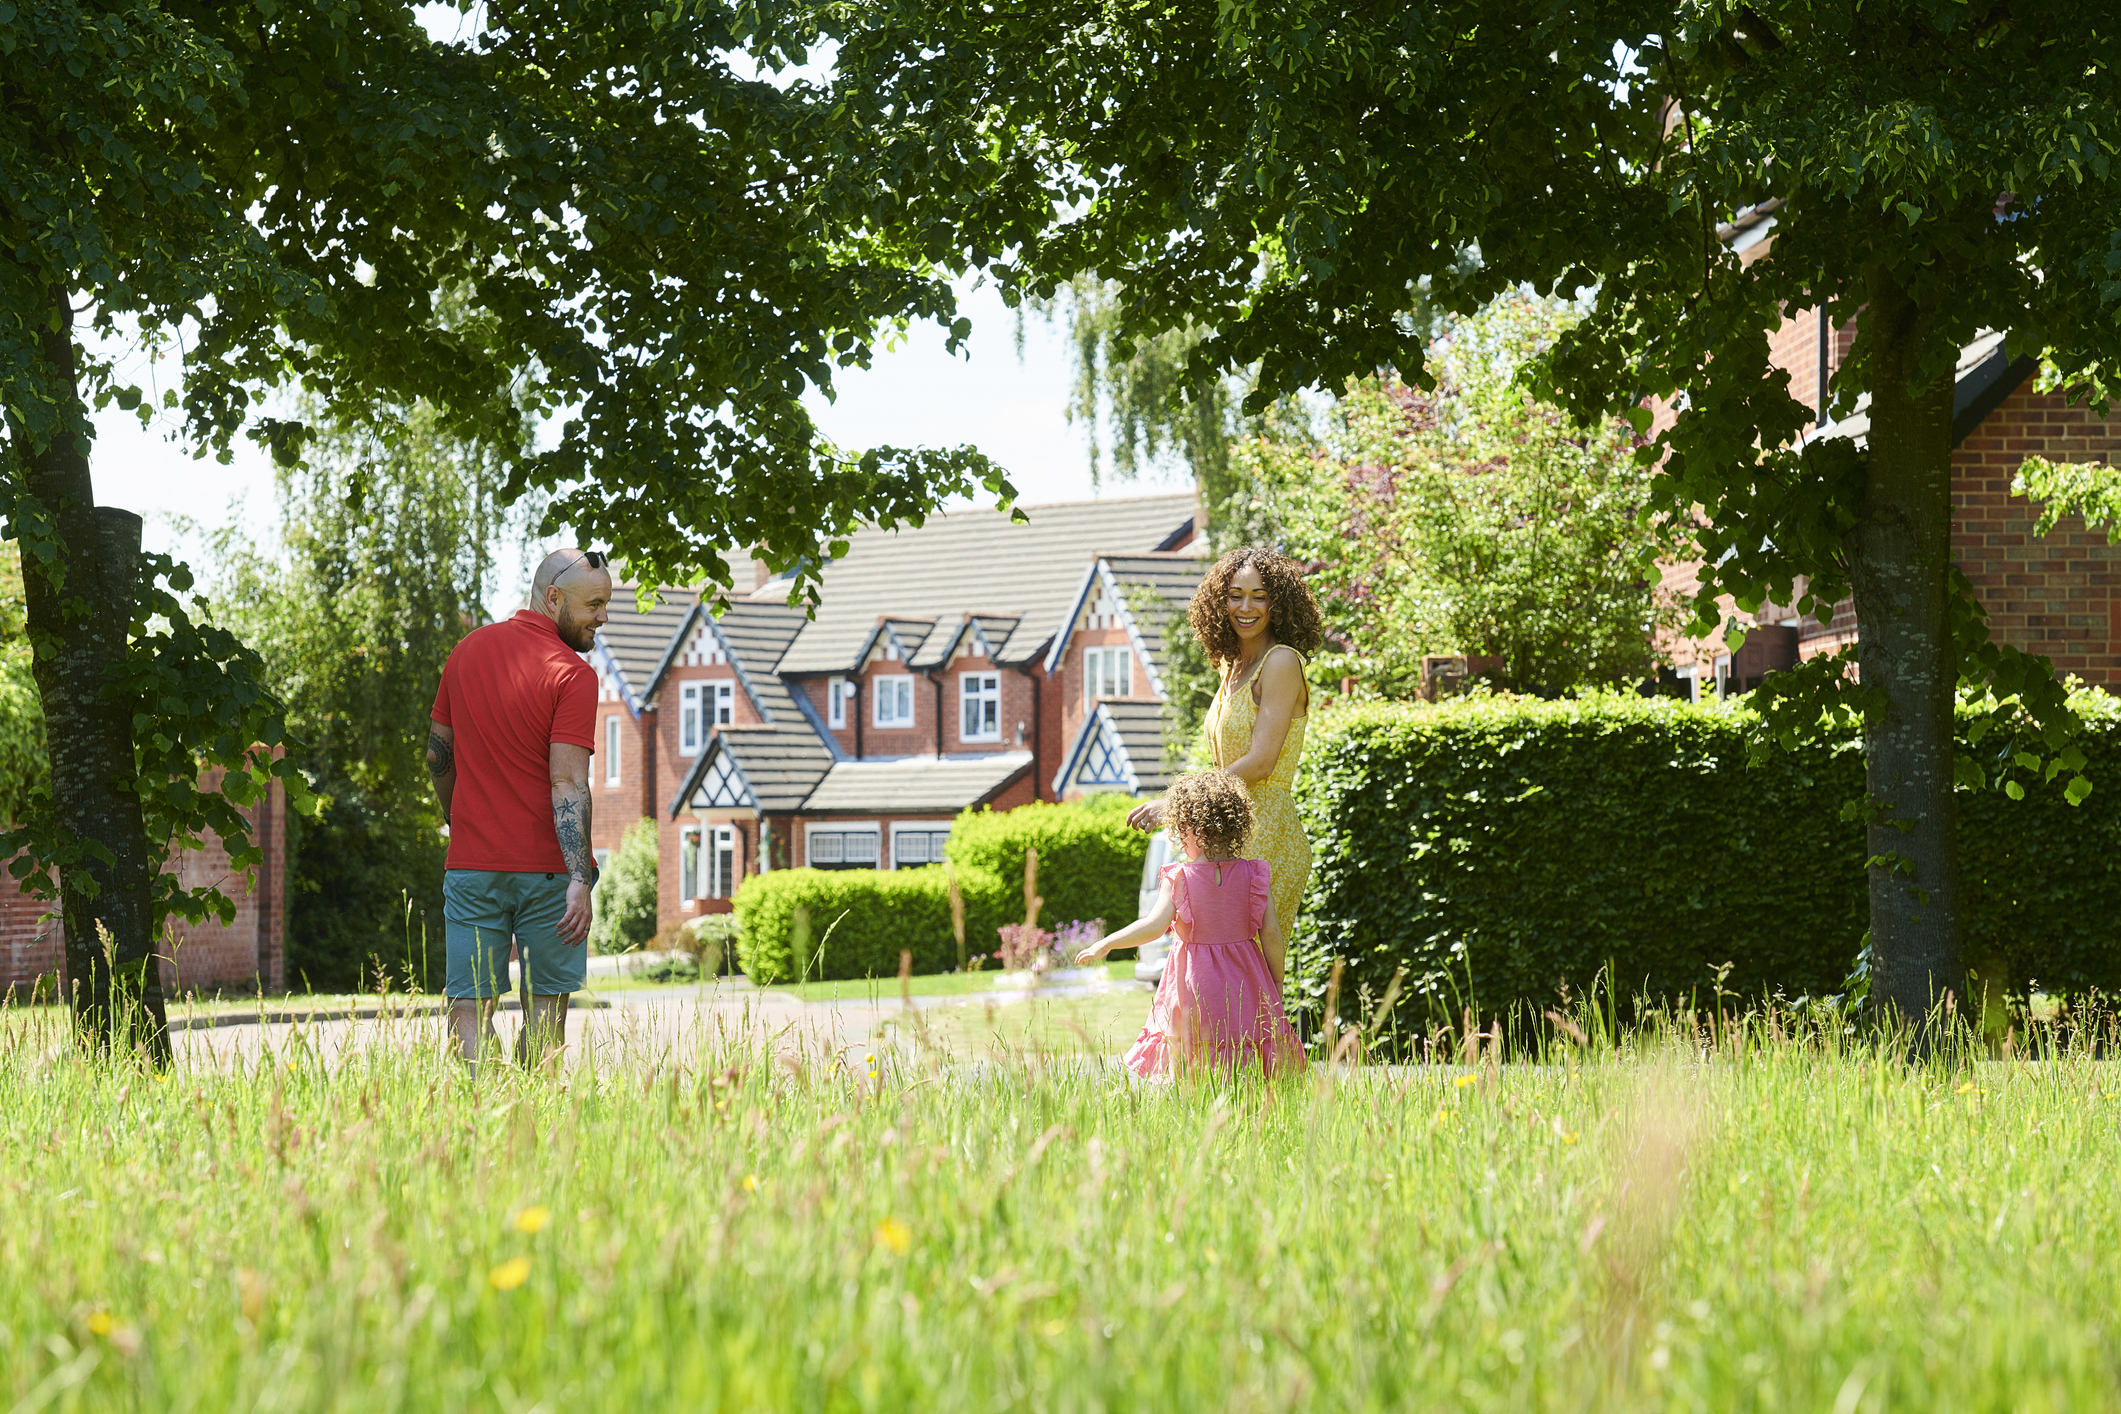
[1076,770,1306,1078]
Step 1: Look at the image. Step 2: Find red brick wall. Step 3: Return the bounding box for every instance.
[1057,625,1150,763]
[1951,381,2121,689]
[1,775,287,997]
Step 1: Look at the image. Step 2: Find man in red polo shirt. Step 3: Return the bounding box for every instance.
[427,548,611,1071]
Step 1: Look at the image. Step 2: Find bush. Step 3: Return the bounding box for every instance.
[1292,691,2121,1033]
[590,820,659,955]
[690,913,741,976]
[944,795,1149,933]
[732,865,1009,983]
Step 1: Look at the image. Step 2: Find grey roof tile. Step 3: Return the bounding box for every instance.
[775,494,1196,675]
[800,752,1035,814]
[1103,700,1176,794]
[595,585,697,707]
[672,724,835,816]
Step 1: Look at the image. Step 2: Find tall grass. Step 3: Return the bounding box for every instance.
[0,1001,2117,1411]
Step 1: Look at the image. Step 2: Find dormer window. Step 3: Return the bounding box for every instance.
[960,673,1000,743]
[873,674,914,728]
[1084,645,1133,709]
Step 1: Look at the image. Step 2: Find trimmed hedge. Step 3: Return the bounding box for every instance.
[1293,692,2121,1027]
[733,865,1010,983]
[944,795,1149,933]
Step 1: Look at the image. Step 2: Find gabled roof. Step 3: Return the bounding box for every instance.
[910,613,1022,670]
[670,724,836,816]
[800,752,1034,815]
[594,585,698,713]
[645,597,809,723]
[1044,552,1205,697]
[1054,701,1172,798]
[1815,330,2040,453]
[773,493,1197,675]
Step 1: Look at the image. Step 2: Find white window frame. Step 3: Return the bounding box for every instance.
[1674,664,1698,704]
[890,822,953,869]
[712,681,734,727]
[1084,645,1133,711]
[679,826,702,907]
[679,683,704,757]
[872,674,914,729]
[959,672,1001,743]
[827,677,851,729]
[592,847,611,898]
[603,714,621,784]
[708,825,737,898]
[806,821,881,870]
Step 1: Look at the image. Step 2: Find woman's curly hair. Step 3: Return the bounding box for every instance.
[1163,770,1254,860]
[1187,546,1326,667]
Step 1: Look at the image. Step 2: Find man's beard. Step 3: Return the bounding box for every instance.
[556,607,598,652]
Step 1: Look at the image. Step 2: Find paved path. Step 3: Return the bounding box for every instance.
[165,975,1153,1074]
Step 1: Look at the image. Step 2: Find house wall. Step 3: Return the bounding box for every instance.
[0,774,287,998]
[1056,624,1149,769]
[1658,309,2121,693]
[1950,381,2121,690]
[785,811,962,870]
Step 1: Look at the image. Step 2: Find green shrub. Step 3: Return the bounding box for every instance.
[732,865,1009,983]
[590,820,659,956]
[1293,691,2121,1032]
[944,795,1149,933]
[690,913,742,975]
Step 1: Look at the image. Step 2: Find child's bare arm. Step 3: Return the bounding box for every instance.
[1258,895,1287,980]
[1076,881,1176,964]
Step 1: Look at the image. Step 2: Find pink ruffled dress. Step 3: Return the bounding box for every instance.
[1123,858,1306,1079]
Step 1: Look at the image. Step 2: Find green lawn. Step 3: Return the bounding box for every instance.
[763,959,1139,1005]
[4,1009,2117,1411]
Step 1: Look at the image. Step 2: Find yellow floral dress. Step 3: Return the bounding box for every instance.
[1203,648,1310,973]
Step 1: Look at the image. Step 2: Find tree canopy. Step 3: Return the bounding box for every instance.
[832,0,2121,1025]
[1237,297,1686,698]
[0,0,1014,1050]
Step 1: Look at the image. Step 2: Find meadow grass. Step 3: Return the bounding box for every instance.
[1,1004,2118,1412]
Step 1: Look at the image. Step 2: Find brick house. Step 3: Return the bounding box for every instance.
[1662,205,2121,691]
[604,492,1206,927]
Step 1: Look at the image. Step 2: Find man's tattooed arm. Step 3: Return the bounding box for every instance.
[426,722,457,825]
[548,743,595,884]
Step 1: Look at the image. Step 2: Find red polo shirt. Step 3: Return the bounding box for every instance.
[432,610,598,872]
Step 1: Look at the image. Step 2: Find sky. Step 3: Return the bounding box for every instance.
[88,279,1179,600]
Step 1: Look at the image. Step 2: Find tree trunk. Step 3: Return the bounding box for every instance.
[15,292,166,1061]
[1846,266,1962,1037]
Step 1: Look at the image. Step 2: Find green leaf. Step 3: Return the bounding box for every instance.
[1895,202,1923,226]
[2065,775,2094,806]
[2004,780,2026,801]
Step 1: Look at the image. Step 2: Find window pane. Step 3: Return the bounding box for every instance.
[846,832,879,865]
[681,832,700,900]
[812,833,842,864]
[895,832,928,865]
[1118,651,1131,696]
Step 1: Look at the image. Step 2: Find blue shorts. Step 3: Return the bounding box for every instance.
[443,870,587,999]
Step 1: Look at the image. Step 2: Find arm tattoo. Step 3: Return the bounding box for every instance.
[553,789,594,884]
[425,731,455,778]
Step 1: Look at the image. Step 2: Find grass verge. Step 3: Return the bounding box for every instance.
[1,1009,2117,1410]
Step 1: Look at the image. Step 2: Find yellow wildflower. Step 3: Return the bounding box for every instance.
[513,1205,552,1235]
[488,1256,532,1291]
[87,1311,115,1337]
[875,1218,912,1255]
[742,1174,760,1193]
[1454,1074,1478,1089]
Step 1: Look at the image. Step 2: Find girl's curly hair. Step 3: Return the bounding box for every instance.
[1187,546,1325,668]
[1164,770,1254,860]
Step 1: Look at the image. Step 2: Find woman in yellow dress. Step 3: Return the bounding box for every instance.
[1128,547,1324,979]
